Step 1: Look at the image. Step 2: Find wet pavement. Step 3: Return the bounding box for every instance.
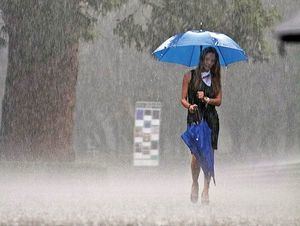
[0,159,299,225]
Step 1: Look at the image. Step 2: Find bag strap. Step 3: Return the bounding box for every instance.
[195,104,208,123]
[194,107,202,123]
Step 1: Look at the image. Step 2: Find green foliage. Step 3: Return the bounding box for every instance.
[0,0,127,62]
[227,0,281,61]
[114,0,280,61]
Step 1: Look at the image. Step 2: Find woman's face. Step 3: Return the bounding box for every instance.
[203,52,216,71]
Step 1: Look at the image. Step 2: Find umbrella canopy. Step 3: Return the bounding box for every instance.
[153,30,248,67]
[275,11,300,42]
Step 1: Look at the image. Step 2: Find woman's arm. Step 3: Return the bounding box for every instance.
[204,90,222,106]
[181,72,197,111]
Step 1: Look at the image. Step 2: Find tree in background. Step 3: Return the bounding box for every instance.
[114,0,279,61]
[0,0,126,161]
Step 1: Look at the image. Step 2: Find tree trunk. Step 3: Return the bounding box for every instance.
[0,21,78,161]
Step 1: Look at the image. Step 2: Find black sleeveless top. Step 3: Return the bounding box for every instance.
[187,70,219,150]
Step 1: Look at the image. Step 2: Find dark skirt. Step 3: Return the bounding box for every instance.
[187,108,219,150]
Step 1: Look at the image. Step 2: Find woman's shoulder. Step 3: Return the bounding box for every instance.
[183,70,194,80]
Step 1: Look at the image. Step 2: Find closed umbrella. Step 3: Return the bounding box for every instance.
[181,117,215,185]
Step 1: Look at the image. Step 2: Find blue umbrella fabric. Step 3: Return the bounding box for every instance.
[181,119,215,185]
[153,30,248,67]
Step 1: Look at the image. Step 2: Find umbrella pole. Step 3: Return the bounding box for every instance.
[200,46,202,56]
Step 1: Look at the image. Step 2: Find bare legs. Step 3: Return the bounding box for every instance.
[191,150,214,204]
[190,154,200,203]
[201,175,210,204]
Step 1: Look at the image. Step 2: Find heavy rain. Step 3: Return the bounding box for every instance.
[0,0,299,225]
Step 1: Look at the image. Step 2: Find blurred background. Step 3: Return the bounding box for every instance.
[0,0,299,225]
[77,0,299,166]
[0,0,299,166]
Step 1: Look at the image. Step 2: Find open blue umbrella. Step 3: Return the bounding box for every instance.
[153,30,248,67]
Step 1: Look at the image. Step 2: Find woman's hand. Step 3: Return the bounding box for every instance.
[197,91,205,101]
[189,104,198,113]
[203,97,210,104]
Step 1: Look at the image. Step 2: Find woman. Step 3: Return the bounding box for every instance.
[181,47,222,204]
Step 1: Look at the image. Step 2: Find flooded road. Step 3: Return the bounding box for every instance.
[0,158,299,225]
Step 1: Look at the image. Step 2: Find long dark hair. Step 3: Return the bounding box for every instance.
[191,47,221,96]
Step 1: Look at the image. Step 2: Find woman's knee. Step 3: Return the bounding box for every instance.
[191,155,200,168]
